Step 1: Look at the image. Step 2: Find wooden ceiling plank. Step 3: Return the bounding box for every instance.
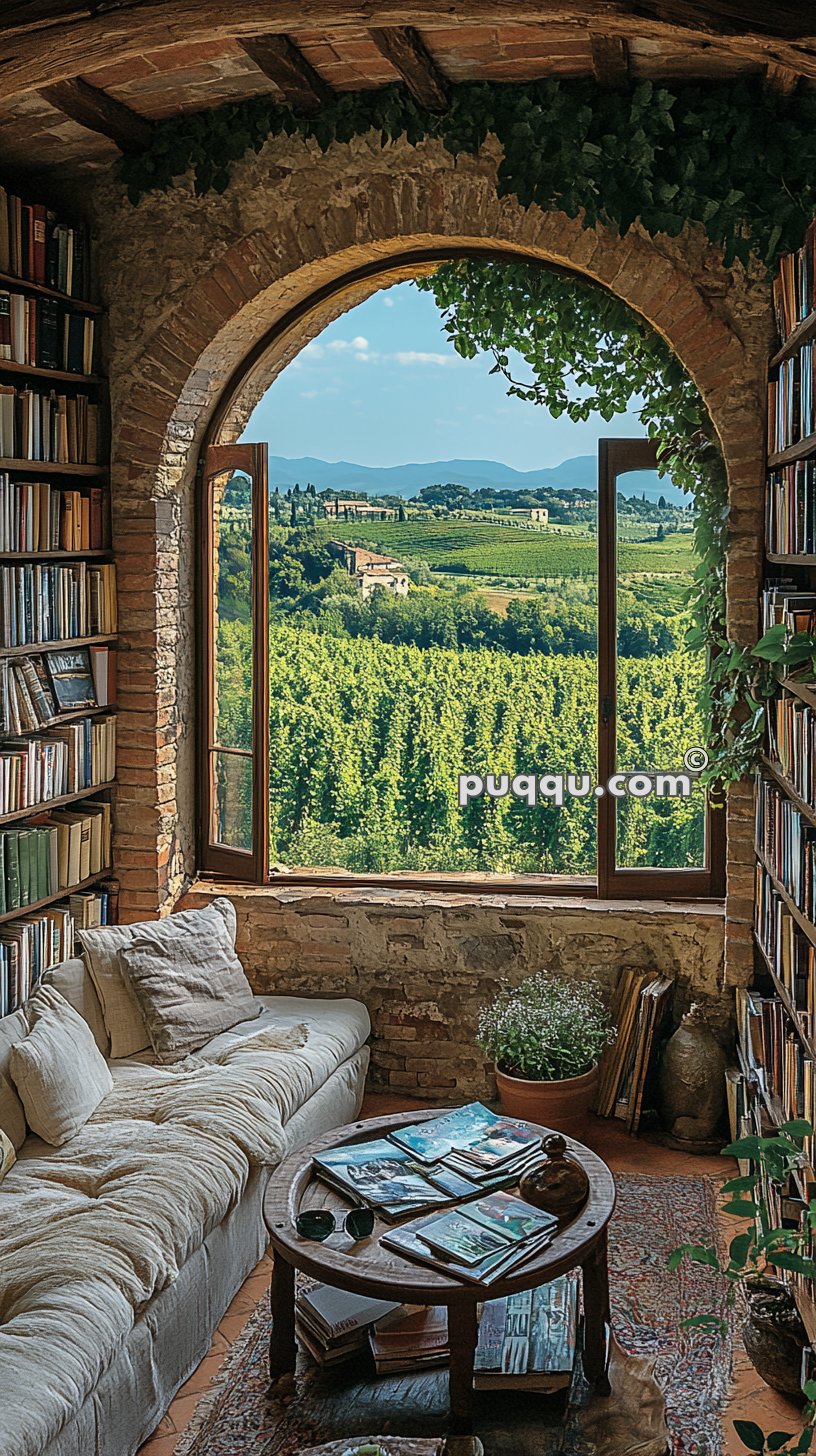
[38,75,152,151]
[763,59,799,96]
[238,33,334,113]
[368,25,449,111]
[590,33,629,86]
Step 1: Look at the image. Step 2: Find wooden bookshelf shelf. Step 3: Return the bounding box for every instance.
[755,847,816,953]
[0,549,111,561]
[0,864,112,926]
[0,360,100,387]
[781,676,816,710]
[0,633,116,658]
[761,754,816,829]
[5,705,116,737]
[769,311,816,370]
[753,930,814,1060]
[0,459,106,478]
[766,552,816,566]
[0,780,115,827]
[0,270,103,315]
[768,434,816,468]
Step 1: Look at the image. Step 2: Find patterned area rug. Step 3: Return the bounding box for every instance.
[175,1173,732,1456]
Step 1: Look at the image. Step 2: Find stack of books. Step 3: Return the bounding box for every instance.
[773,222,816,344]
[756,776,816,918]
[0,798,111,910]
[473,1278,578,1392]
[761,582,816,636]
[0,884,112,1014]
[0,385,100,465]
[597,969,673,1131]
[768,688,816,811]
[380,1191,557,1286]
[0,476,107,552]
[369,1305,449,1374]
[756,863,814,1036]
[0,646,115,732]
[0,291,96,374]
[313,1103,545,1222]
[767,462,816,556]
[294,1284,401,1367]
[0,715,115,812]
[0,189,90,299]
[768,343,815,454]
[0,561,116,645]
[737,984,815,1168]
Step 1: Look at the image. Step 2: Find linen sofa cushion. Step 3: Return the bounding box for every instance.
[41,956,109,1055]
[0,1128,15,1181]
[118,901,260,1064]
[9,986,113,1147]
[0,1008,29,1149]
[79,897,238,1059]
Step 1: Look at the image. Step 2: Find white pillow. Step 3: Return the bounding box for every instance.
[9,986,112,1147]
[79,897,238,1060]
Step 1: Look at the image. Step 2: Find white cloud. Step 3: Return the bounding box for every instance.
[392,350,461,367]
[327,335,369,353]
[382,296,395,308]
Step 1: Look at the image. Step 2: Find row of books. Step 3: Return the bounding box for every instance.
[0,884,114,1016]
[0,715,115,815]
[768,346,816,455]
[762,580,816,637]
[0,385,100,465]
[0,561,116,646]
[737,985,815,1167]
[314,1101,546,1223]
[0,800,111,914]
[756,776,816,921]
[295,1279,577,1392]
[0,477,107,553]
[768,689,816,811]
[756,862,815,1036]
[773,223,816,345]
[767,462,816,556]
[0,188,91,301]
[596,968,673,1131]
[0,292,96,375]
[0,647,115,734]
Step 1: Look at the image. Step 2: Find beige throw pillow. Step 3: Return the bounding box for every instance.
[9,986,113,1147]
[119,902,259,1064]
[0,1007,30,1149]
[80,897,238,1059]
[0,1128,16,1181]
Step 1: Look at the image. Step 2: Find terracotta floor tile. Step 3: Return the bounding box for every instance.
[174,1352,228,1401]
[137,1436,179,1456]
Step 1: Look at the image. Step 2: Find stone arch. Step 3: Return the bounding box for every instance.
[108,141,766,988]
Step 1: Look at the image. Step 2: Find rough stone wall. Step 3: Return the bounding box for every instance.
[180,882,725,1095]
[88,127,772,1030]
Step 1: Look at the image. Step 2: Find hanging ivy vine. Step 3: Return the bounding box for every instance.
[120,75,816,783]
[122,76,816,269]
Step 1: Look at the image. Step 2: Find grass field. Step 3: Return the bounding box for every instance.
[322,519,695,578]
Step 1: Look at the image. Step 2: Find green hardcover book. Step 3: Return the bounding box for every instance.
[36,829,49,899]
[17,832,31,907]
[0,833,7,916]
[4,833,20,912]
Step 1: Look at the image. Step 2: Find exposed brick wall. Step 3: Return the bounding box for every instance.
[179,882,726,1096]
[89,129,772,1006]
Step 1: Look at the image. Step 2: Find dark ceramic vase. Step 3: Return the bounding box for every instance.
[741,1278,808,1397]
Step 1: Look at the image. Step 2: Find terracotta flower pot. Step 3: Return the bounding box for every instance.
[495,1062,600,1144]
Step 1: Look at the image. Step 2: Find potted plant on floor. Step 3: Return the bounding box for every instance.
[476,971,615,1141]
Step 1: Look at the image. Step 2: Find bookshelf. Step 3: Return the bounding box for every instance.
[747,216,816,1372]
[0,182,117,1017]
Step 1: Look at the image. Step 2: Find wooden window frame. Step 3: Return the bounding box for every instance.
[197,418,723,902]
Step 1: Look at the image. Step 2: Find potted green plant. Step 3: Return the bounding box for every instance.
[476,972,615,1140]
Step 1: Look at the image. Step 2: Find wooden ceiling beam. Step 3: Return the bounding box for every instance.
[368,25,449,112]
[590,34,630,87]
[38,75,152,151]
[1,4,816,104]
[763,60,799,97]
[238,33,333,114]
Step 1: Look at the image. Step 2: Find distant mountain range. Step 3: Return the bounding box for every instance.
[262,452,689,504]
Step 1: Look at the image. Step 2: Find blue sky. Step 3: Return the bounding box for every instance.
[242,280,645,470]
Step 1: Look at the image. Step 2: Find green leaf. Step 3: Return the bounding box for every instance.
[768,1434,796,1452]
[734,1421,768,1452]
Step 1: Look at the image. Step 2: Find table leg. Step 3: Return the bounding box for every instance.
[582,1229,612,1395]
[447,1301,479,1435]
[269,1253,297,1381]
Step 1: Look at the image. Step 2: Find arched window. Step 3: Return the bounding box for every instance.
[198,259,724,900]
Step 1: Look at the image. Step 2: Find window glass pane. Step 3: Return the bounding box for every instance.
[211,467,253,851]
[265,494,598,876]
[614,467,706,869]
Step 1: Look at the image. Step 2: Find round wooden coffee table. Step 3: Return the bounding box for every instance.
[263,1110,616,1436]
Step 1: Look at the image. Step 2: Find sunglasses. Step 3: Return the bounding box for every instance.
[295,1207,375,1242]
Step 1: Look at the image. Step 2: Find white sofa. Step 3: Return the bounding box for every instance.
[0,955,371,1456]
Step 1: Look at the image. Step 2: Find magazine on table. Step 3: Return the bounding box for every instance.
[474,1278,578,1390]
[381,1192,557,1285]
[388,1102,540,1165]
[312,1137,450,1216]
